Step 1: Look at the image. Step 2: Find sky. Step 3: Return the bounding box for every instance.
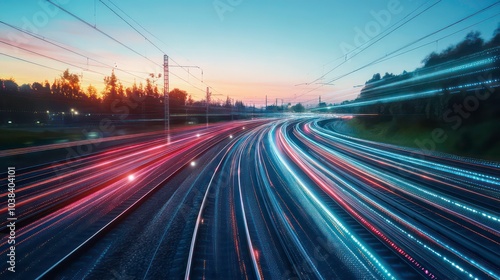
[1,0,499,107]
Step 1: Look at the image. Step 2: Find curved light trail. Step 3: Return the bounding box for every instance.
[1,117,498,279]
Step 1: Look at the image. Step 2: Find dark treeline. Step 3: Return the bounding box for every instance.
[0,69,249,125]
[333,26,500,125]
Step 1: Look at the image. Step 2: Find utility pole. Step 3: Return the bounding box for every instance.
[164,55,169,137]
[265,95,267,112]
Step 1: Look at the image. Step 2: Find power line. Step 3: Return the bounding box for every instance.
[0,40,106,76]
[107,0,169,49]
[45,0,159,67]
[295,0,500,102]
[0,20,150,83]
[105,0,206,83]
[316,10,500,106]
[370,11,500,67]
[0,52,63,72]
[293,0,441,102]
[98,0,164,54]
[98,0,221,97]
[325,1,500,84]
[46,0,208,97]
[106,0,209,80]
[105,0,207,83]
[309,0,440,86]
[339,1,441,71]
[0,20,100,65]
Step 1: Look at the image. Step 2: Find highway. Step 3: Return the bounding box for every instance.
[1,117,499,279]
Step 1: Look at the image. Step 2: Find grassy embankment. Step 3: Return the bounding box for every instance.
[0,117,248,150]
[0,128,82,149]
[345,117,500,162]
[0,124,165,150]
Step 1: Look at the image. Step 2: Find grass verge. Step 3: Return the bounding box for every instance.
[344,117,500,162]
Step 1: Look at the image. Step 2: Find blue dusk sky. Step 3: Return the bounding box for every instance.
[1,0,499,106]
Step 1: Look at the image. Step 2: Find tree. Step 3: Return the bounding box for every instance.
[485,23,500,48]
[0,68,211,123]
[144,78,162,99]
[31,81,50,95]
[0,78,18,92]
[225,96,232,108]
[19,83,32,93]
[145,73,161,98]
[169,88,187,108]
[86,84,98,101]
[103,69,118,100]
[291,103,305,113]
[126,81,145,100]
[186,94,194,106]
[32,82,44,93]
[366,73,381,84]
[57,69,81,99]
[382,72,395,80]
[422,31,485,67]
[51,79,61,97]
[117,82,125,98]
[235,100,245,109]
